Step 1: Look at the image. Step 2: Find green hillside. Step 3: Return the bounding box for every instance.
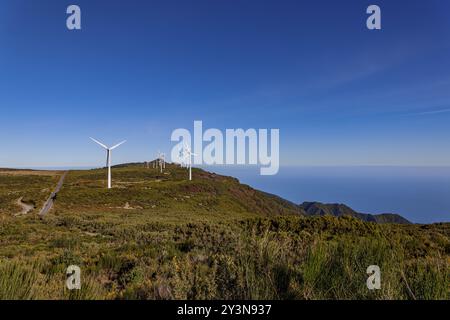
[0,164,448,300]
[55,163,302,222]
[300,202,412,224]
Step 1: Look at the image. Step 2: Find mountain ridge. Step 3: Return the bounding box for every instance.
[1,162,412,224]
[112,162,412,224]
[299,201,411,224]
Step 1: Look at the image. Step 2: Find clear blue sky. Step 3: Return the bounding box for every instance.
[1,0,450,167]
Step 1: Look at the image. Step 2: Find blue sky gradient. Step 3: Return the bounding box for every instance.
[1,0,450,167]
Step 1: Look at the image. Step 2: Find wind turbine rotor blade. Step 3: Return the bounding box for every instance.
[110,140,126,150]
[90,137,108,149]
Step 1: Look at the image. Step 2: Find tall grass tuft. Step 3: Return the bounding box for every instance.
[0,260,42,299]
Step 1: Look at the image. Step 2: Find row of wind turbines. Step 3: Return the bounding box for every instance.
[149,151,165,172]
[90,138,196,189]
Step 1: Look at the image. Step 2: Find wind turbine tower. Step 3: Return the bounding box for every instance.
[90,137,126,189]
[156,151,164,173]
[183,143,197,181]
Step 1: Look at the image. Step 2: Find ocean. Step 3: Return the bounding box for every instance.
[203,166,450,224]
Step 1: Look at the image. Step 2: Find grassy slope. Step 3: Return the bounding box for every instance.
[56,164,302,223]
[0,164,448,300]
[0,170,62,215]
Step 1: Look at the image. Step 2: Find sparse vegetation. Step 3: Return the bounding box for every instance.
[0,164,448,300]
[0,170,61,216]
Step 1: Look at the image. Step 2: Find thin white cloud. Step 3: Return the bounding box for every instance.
[411,108,450,115]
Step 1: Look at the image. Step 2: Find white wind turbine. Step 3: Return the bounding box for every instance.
[161,152,166,169]
[179,148,186,168]
[183,143,197,181]
[156,151,165,173]
[90,137,126,189]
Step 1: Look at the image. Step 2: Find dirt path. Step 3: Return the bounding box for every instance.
[14,197,35,216]
[39,171,68,218]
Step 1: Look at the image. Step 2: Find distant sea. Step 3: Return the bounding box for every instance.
[203,166,450,224]
[23,165,450,224]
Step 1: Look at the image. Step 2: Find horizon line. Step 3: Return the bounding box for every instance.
[4,163,450,171]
